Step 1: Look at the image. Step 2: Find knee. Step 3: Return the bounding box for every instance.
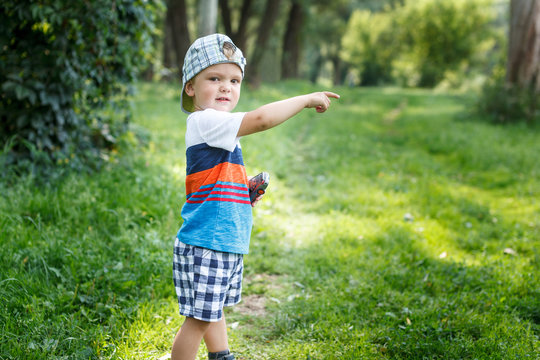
[182,317,212,334]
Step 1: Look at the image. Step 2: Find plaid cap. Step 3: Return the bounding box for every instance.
[181,34,247,114]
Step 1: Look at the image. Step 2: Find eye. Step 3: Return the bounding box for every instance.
[231,79,241,84]
[209,77,219,82]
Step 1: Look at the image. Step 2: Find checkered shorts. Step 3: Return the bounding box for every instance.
[173,238,243,322]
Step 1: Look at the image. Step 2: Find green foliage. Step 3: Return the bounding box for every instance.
[394,0,494,87]
[1,82,539,359]
[476,65,540,125]
[342,0,496,88]
[0,0,161,172]
[341,10,398,85]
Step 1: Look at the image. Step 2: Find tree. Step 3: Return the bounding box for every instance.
[245,0,283,87]
[307,0,354,86]
[281,0,305,79]
[163,0,191,71]
[394,0,493,87]
[342,10,398,86]
[219,0,253,52]
[476,0,539,124]
[507,0,540,92]
[198,0,218,36]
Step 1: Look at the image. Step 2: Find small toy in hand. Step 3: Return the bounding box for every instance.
[249,172,269,205]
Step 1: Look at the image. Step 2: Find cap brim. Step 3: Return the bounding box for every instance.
[181,87,194,114]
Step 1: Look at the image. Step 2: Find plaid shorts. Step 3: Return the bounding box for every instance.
[173,238,243,322]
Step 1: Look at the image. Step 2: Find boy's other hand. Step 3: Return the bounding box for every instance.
[251,194,263,207]
[306,91,340,113]
[248,175,264,207]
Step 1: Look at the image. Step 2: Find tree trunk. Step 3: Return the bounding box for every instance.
[281,1,304,79]
[219,0,253,52]
[167,0,191,71]
[309,49,322,84]
[331,56,342,86]
[198,0,218,37]
[163,9,174,69]
[234,0,253,51]
[506,0,540,91]
[220,0,234,36]
[246,0,282,87]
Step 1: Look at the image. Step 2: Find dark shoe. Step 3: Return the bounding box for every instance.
[208,349,235,360]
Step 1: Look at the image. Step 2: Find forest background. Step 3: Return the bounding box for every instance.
[162,0,503,89]
[1,0,539,359]
[1,0,539,171]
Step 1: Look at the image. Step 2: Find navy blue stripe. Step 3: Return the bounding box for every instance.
[186,143,244,175]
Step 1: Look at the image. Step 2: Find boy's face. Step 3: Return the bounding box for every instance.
[185,63,243,113]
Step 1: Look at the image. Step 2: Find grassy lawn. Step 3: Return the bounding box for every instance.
[1,81,538,359]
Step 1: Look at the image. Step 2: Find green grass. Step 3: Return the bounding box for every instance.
[1,81,539,359]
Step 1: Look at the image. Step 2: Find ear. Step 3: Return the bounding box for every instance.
[185,80,195,96]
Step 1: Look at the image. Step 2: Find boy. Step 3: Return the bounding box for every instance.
[172,33,339,360]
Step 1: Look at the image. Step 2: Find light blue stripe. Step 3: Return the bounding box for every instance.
[207,194,249,201]
[215,181,248,188]
[178,195,253,254]
[199,184,215,190]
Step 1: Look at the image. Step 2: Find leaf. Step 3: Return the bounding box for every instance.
[1,80,18,92]
[48,266,62,279]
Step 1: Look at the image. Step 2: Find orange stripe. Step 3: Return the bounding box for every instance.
[186,162,248,195]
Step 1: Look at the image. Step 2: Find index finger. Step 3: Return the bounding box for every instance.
[323,91,341,99]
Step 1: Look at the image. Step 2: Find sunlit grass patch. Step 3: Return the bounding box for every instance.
[106,298,181,359]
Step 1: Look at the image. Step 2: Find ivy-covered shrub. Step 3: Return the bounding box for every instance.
[0,0,160,172]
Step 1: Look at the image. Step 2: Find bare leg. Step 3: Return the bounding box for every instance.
[171,317,211,360]
[203,316,229,353]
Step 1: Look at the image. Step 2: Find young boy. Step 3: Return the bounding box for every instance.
[172,33,339,360]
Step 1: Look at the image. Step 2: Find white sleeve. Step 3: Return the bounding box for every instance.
[190,109,246,152]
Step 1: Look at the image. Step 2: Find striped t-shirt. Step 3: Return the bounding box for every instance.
[177,109,253,254]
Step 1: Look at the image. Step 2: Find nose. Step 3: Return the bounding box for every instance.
[220,83,230,92]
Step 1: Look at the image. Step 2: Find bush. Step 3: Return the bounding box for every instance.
[341,10,398,86]
[0,0,161,172]
[394,0,494,87]
[476,66,540,125]
[342,0,496,88]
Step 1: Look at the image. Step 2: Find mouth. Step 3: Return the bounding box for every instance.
[216,97,230,102]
